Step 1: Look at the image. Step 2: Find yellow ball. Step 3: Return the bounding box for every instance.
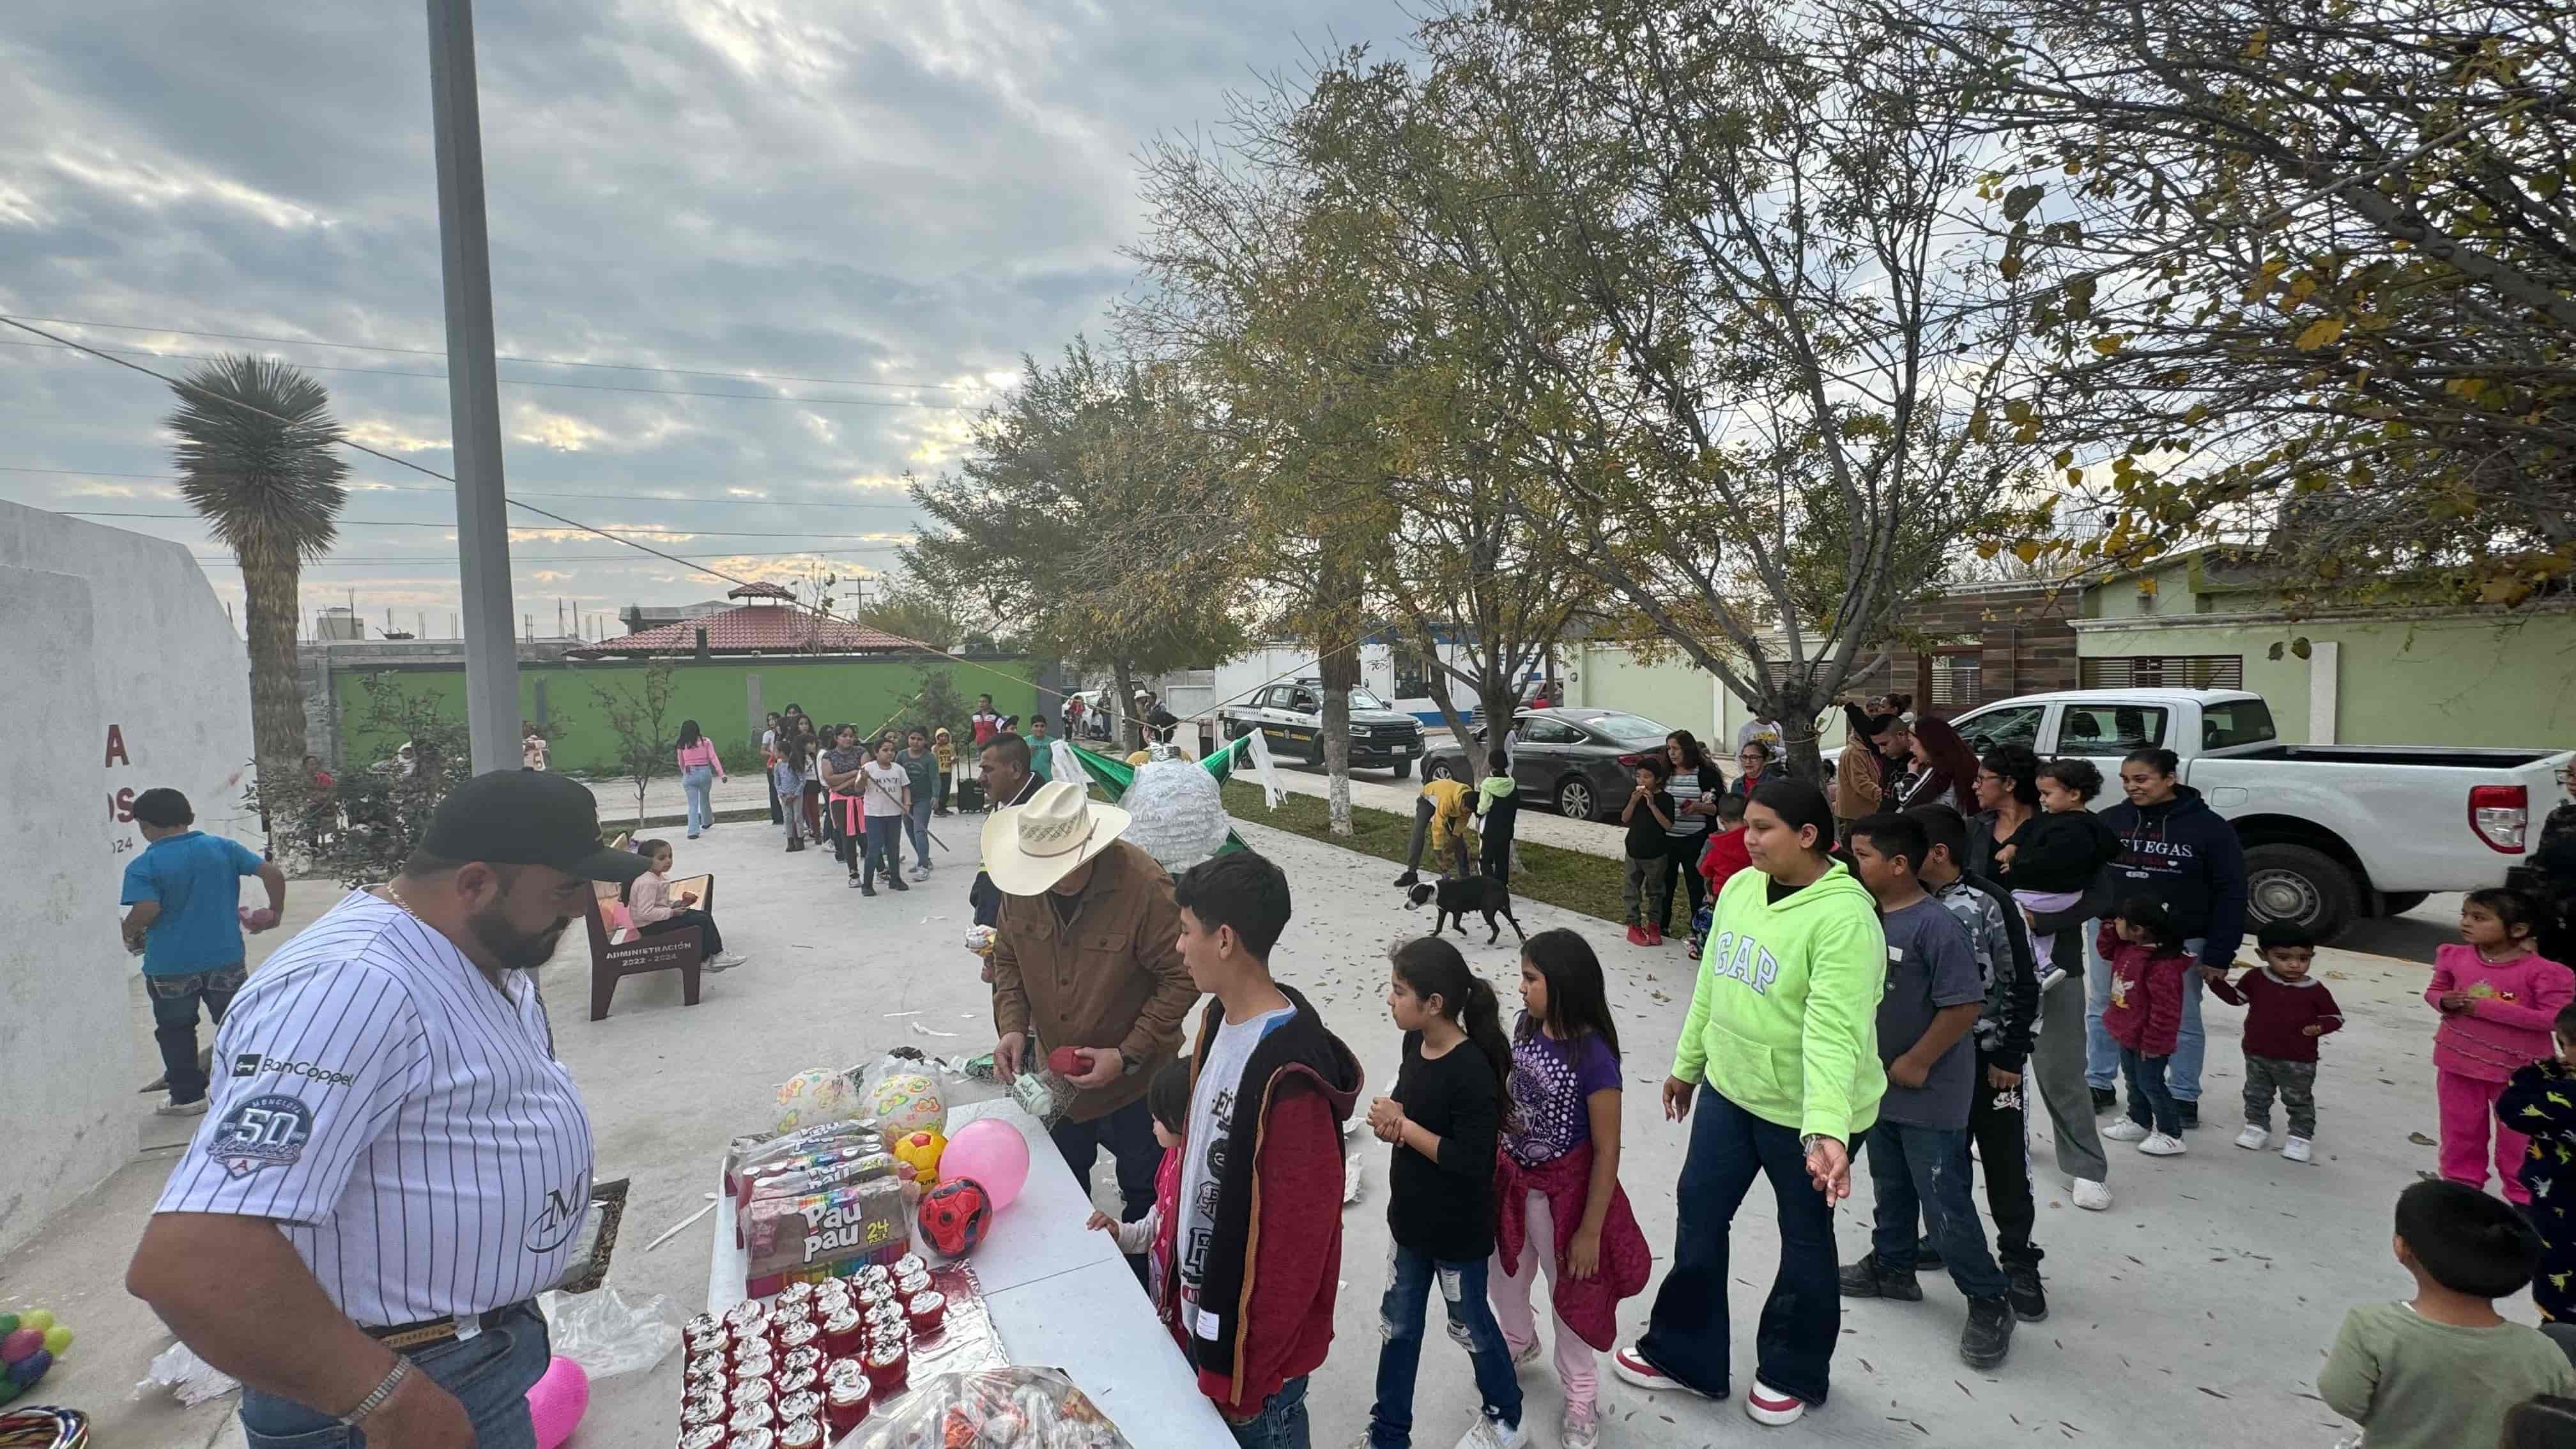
[18,1311,50,1334]
[40,1326,70,1356]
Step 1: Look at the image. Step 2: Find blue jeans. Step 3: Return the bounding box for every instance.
[682,763,716,836]
[2089,934,2205,1101]
[1228,1374,1311,1449]
[907,796,935,868]
[240,1301,549,1448]
[148,963,245,1105]
[861,814,903,886]
[1634,1085,1841,1407]
[1367,1247,1522,1447]
[2122,1048,2181,1137]
[1861,1122,2007,1300]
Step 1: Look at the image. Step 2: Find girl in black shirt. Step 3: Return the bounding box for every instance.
[1361,937,1527,1449]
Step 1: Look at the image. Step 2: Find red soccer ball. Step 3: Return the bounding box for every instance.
[916,1177,992,1258]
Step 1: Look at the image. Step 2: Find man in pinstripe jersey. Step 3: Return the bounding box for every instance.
[128,770,648,1449]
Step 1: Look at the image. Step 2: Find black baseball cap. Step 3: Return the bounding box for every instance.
[419,770,652,883]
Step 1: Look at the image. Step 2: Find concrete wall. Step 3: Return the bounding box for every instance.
[0,502,254,1254]
[328,654,1040,775]
[2076,604,2576,748]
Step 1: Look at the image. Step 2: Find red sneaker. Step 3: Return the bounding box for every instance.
[1644,924,1664,946]
[1610,1346,1709,1398]
[1625,925,1648,946]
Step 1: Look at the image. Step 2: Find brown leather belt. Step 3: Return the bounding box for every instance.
[362,1302,527,1352]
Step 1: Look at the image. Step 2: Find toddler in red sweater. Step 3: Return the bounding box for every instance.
[2207,919,2343,1163]
[2098,897,2196,1156]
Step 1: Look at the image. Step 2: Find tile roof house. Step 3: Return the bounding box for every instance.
[578,583,926,657]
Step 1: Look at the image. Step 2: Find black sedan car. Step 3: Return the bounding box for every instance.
[1420,706,1675,820]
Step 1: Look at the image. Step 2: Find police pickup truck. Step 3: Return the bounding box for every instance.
[1218,680,1426,776]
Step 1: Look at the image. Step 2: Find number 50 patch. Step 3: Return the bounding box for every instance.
[212,1094,315,1179]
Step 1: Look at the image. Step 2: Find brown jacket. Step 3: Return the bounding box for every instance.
[990,838,1197,1122]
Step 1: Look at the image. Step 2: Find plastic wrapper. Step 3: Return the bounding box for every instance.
[539,1285,681,1379]
[848,1366,1131,1449]
[135,1342,238,1406]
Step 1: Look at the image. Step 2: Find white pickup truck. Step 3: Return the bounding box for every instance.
[1913,688,2572,941]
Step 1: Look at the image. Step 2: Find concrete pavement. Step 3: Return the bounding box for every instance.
[2,801,2492,1448]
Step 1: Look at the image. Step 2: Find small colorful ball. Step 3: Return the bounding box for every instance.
[0,1328,40,1364]
[42,1325,72,1356]
[10,1349,52,1388]
[0,1314,15,1337]
[17,1310,50,1334]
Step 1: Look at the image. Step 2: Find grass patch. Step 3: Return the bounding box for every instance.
[1221,780,1632,926]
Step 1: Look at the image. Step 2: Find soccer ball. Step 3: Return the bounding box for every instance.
[772,1068,860,1136]
[868,1072,947,1139]
[917,1177,992,1257]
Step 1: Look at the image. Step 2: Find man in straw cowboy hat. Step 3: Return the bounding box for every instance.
[985,779,1197,1275]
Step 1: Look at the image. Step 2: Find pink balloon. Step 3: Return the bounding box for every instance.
[525,1354,589,1449]
[937,1118,1031,1211]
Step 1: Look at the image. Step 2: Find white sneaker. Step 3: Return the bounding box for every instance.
[1611,1346,1708,1398]
[1508,1335,1541,1370]
[1453,1414,1529,1449]
[1561,1404,1600,1449]
[2102,1119,2149,1142]
[2071,1177,2112,1211]
[705,953,747,972]
[2282,1136,2313,1163]
[1744,1379,1806,1427]
[2235,1125,2271,1151]
[155,1096,209,1117]
[2138,1131,2187,1156]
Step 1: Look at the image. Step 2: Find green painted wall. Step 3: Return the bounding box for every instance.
[333,656,1040,774]
[2079,610,2576,748]
[1568,643,1722,737]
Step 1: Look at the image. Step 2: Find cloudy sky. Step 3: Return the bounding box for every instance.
[0,0,1403,640]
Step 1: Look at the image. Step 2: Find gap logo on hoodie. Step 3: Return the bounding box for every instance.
[1705,930,1782,995]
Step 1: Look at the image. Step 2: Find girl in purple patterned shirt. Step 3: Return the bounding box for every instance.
[1491,930,1651,1449]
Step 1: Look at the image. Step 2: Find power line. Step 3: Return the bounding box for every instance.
[0,315,1054,705]
[54,509,914,540]
[0,464,923,511]
[0,337,966,410]
[0,312,998,392]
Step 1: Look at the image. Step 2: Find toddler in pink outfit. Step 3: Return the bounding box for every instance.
[2429,887,2575,1205]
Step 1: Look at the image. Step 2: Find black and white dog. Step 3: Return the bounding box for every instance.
[1406,873,1526,946]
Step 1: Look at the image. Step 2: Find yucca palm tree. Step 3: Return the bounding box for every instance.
[166,355,349,783]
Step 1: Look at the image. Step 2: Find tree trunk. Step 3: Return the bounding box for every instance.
[1771,680,1828,783]
[241,548,309,800]
[1111,659,1138,752]
[1320,643,1357,837]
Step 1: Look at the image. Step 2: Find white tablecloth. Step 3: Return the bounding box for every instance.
[709,1098,1236,1442]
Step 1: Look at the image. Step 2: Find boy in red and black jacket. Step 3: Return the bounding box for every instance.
[1165,850,1364,1444]
[2207,919,2344,1163]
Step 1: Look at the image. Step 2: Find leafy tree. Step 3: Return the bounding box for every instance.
[1912,0,2576,602]
[903,342,1251,753]
[284,675,471,885]
[903,665,973,747]
[592,661,679,829]
[859,583,970,652]
[167,355,349,795]
[1151,2,2041,778]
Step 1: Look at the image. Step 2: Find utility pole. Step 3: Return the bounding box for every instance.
[427,0,520,772]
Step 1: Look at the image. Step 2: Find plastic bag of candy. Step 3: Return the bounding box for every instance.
[850,1366,1132,1448]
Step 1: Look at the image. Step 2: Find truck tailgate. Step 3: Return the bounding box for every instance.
[2184,750,2573,892]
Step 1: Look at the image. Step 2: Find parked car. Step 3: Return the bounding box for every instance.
[1420,706,1675,821]
[1855,688,2573,940]
[1218,680,1426,776]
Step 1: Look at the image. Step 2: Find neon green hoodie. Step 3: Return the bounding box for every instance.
[1670,859,1887,1142]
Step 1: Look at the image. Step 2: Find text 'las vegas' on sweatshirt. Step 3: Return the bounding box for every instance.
[2097,785,2249,968]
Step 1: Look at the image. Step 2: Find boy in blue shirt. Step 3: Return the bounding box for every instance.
[118,788,285,1116]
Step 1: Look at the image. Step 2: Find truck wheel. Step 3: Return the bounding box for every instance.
[2243,843,2358,943]
[1308,734,1326,769]
[1556,777,1597,820]
[1390,757,1414,779]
